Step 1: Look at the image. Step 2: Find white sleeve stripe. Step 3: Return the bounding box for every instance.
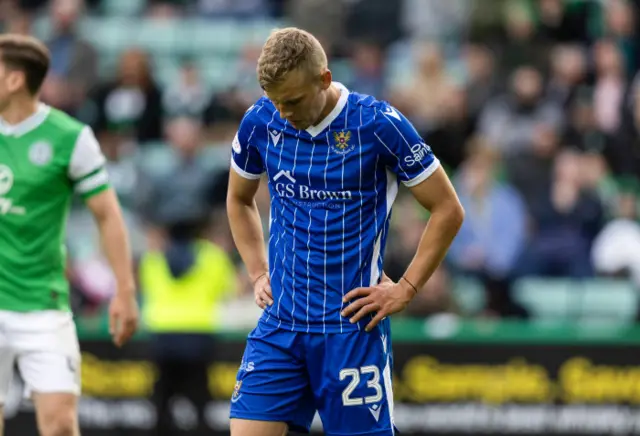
[373,132,411,180]
[379,109,427,171]
[230,157,263,180]
[68,126,107,181]
[75,168,109,193]
[402,158,440,187]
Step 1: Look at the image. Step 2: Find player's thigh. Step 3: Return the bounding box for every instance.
[13,312,81,400]
[230,418,287,436]
[230,322,315,434]
[310,319,396,436]
[0,328,14,409]
[32,392,79,436]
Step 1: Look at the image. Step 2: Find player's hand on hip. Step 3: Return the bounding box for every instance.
[253,273,273,309]
[108,290,139,348]
[341,276,416,332]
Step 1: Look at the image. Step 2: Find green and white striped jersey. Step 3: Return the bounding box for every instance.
[0,103,109,312]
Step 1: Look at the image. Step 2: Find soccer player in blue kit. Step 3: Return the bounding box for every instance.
[226,28,464,436]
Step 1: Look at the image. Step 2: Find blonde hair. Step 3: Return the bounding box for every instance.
[257,27,327,90]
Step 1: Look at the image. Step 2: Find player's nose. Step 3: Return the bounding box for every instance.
[275,105,293,118]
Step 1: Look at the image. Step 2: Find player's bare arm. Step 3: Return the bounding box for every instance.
[342,166,464,331]
[227,169,273,308]
[86,188,139,347]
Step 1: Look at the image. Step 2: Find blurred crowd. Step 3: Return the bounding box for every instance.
[2,0,640,323]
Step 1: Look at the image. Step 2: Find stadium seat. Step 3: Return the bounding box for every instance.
[101,0,146,17]
[578,279,638,324]
[451,276,486,315]
[30,16,53,42]
[188,19,245,55]
[197,57,238,92]
[79,18,135,55]
[134,20,183,55]
[512,278,575,320]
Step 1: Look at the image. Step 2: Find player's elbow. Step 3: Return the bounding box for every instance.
[226,189,252,211]
[450,200,465,231]
[433,196,465,233]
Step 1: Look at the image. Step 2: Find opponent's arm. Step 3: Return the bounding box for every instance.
[68,126,138,346]
[86,189,139,346]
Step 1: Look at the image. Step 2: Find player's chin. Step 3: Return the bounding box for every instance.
[289,120,307,130]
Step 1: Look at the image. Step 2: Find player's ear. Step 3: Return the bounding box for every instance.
[319,69,332,90]
[5,69,24,94]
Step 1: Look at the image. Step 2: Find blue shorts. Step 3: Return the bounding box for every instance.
[229,319,397,435]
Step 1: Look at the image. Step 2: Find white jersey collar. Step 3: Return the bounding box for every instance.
[0,103,51,137]
[305,82,349,138]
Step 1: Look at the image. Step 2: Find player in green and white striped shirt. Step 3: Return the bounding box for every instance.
[0,34,139,436]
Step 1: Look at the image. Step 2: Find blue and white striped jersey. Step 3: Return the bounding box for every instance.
[230,83,440,333]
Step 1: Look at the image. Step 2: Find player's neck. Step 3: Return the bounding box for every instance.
[312,84,341,127]
[0,97,40,126]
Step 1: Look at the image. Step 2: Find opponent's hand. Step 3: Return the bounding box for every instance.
[341,276,416,332]
[109,290,139,348]
[253,273,273,309]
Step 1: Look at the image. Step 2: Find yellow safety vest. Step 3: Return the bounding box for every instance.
[139,240,237,333]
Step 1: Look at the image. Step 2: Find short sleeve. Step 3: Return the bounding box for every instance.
[68,126,109,199]
[230,107,265,179]
[374,103,440,187]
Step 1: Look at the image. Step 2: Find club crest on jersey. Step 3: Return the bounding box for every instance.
[331,131,354,155]
[29,141,53,166]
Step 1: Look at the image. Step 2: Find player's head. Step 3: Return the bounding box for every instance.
[257,27,331,130]
[0,34,50,110]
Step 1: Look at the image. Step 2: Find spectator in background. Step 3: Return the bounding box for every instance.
[344,0,402,50]
[536,0,592,44]
[87,48,163,143]
[140,228,237,435]
[401,0,471,42]
[391,42,458,135]
[602,0,640,77]
[427,85,474,172]
[286,0,346,57]
[609,86,640,177]
[136,117,221,246]
[515,149,604,279]
[230,44,263,108]
[498,2,548,77]
[546,44,588,110]
[39,0,98,115]
[463,43,500,128]
[479,65,563,155]
[593,39,627,135]
[562,88,609,155]
[163,59,211,120]
[448,139,529,318]
[0,4,31,34]
[346,41,386,99]
[592,177,640,287]
[479,66,563,209]
[203,46,262,137]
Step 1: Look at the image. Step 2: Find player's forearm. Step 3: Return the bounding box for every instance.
[402,201,464,292]
[97,211,136,295]
[227,198,269,281]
